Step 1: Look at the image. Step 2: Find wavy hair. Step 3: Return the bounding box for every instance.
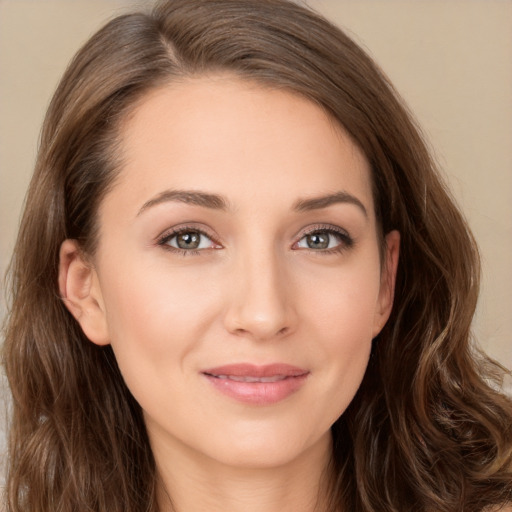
[3,0,512,510]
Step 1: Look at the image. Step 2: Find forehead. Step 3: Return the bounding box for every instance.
[107,75,374,218]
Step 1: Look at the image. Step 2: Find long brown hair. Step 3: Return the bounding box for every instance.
[3,0,511,510]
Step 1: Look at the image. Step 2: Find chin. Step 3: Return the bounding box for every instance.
[197,420,333,470]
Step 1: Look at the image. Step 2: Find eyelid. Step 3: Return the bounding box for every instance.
[154,222,353,255]
[298,223,349,237]
[293,223,354,252]
[156,223,222,251]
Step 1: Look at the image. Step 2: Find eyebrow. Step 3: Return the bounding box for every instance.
[137,189,230,216]
[137,188,367,217]
[293,191,368,217]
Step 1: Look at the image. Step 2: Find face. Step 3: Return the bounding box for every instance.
[60,76,399,471]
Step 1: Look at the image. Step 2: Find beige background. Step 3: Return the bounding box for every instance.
[1,0,511,459]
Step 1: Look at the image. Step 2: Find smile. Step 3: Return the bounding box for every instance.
[201,364,309,405]
[210,374,291,383]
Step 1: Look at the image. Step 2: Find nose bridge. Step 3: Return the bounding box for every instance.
[224,237,295,340]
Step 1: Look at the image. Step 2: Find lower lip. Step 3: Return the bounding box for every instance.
[203,374,309,405]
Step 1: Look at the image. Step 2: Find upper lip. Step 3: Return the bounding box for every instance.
[202,363,309,378]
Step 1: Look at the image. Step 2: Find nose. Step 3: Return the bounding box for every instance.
[223,248,297,341]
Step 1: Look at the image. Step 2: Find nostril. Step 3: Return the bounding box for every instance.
[229,323,291,341]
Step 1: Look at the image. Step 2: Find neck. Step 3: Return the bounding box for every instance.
[152,432,334,512]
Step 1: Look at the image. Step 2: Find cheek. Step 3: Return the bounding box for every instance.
[291,255,381,413]
[97,256,223,387]
[300,253,382,345]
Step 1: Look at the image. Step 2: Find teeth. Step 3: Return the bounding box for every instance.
[214,375,288,383]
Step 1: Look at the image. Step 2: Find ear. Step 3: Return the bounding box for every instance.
[58,239,110,346]
[372,230,400,338]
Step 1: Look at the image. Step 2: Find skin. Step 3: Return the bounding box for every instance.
[59,75,400,512]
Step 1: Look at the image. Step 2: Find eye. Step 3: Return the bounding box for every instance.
[158,228,219,252]
[294,227,353,252]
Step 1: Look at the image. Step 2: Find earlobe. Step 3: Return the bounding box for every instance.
[58,239,110,346]
[372,230,400,337]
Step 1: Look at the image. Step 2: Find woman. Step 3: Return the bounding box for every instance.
[3,0,511,510]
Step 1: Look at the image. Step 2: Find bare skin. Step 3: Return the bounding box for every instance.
[59,75,400,512]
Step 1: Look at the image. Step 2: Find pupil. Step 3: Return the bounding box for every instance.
[307,233,329,249]
[177,232,200,249]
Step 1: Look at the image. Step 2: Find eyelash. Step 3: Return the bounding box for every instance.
[157,225,220,257]
[156,224,354,256]
[295,224,354,254]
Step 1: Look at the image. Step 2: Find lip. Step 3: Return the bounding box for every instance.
[201,363,310,405]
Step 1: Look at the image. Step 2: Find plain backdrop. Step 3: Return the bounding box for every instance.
[1,0,511,466]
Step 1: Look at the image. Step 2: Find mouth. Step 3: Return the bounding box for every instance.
[207,374,294,383]
[201,363,309,405]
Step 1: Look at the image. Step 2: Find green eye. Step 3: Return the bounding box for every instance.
[163,230,215,251]
[302,232,330,249]
[174,231,201,249]
[296,229,351,251]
